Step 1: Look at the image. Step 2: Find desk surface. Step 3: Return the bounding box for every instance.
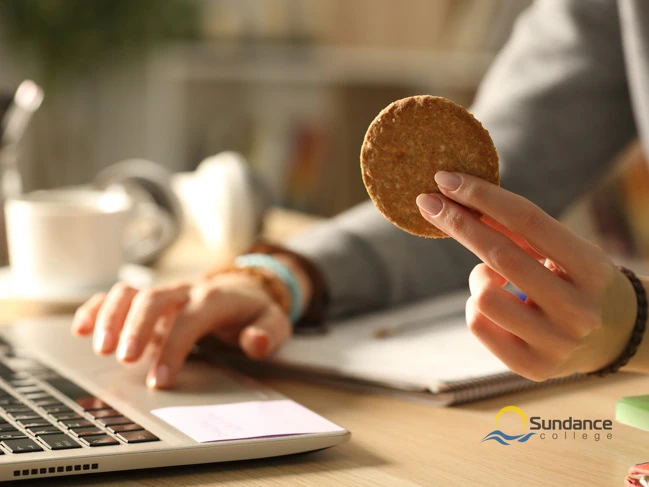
[2,208,648,487]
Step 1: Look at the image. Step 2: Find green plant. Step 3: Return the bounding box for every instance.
[0,0,199,88]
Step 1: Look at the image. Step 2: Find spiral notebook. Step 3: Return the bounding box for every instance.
[217,290,580,405]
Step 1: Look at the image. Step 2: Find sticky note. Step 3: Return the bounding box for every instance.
[616,395,649,432]
[151,400,345,443]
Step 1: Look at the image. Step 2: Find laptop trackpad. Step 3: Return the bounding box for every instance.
[89,358,278,411]
[4,317,282,414]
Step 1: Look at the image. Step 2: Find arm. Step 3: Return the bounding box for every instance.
[286,0,636,318]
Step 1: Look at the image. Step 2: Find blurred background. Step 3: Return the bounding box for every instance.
[0,0,529,214]
[0,0,647,262]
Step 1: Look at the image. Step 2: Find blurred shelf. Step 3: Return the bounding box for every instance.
[153,43,495,90]
[141,42,497,214]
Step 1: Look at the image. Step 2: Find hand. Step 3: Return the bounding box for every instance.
[416,171,639,381]
[71,273,292,389]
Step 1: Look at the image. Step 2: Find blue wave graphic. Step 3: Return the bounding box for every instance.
[481,430,536,445]
[483,434,510,446]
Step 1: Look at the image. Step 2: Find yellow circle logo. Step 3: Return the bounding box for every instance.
[481,405,535,445]
[495,406,527,434]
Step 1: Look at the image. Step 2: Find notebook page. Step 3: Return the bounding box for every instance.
[272,290,510,392]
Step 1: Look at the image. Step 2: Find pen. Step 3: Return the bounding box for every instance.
[373,310,465,339]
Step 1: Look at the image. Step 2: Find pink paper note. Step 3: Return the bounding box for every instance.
[151,399,345,443]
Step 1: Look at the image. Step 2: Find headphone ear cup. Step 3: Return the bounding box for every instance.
[93,158,183,264]
[194,152,271,256]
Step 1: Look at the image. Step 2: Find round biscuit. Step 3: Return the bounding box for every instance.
[360,95,499,238]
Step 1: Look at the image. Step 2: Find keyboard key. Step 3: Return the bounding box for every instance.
[28,426,62,436]
[108,423,144,434]
[40,376,105,410]
[19,421,51,428]
[3,406,32,414]
[0,431,27,439]
[0,398,20,406]
[71,427,104,437]
[51,412,84,420]
[31,398,63,407]
[90,408,120,419]
[79,435,120,447]
[77,397,111,411]
[97,416,131,427]
[2,438,42,453]
[14,386,44,395]
[59,419,94,429]
[38,434,81,450]
[11,414,42,421]
[42,406,74,414]
[0,362,16,380]
[0,424,18,432]
[115,430,159,444]
[10,371,30,380]
[24,392,51,399]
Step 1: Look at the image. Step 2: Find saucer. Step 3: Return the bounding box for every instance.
[0,264,156,306]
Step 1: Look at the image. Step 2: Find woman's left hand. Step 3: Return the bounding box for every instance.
[416,172,638,381]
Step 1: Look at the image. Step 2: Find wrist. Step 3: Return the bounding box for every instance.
[233,254,304,324]
[274,254,312,317]
[621,275,649,373]
[235,241,330,330]
[210,267,292,316]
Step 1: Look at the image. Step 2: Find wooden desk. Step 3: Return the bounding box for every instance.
[2,208,648,486]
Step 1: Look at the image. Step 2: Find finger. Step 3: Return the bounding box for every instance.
[417,194,579,319]
[469,265,569,348]
[116,284,190,364]
[148,315,177,354]
[239,305,292,360]
[145,310,209,390]
[72,293,107,336]
[434,172,601,278]
[93,283,138,355]
[468,263,507,295]
[480,215,545,262]
[466,297,549,382]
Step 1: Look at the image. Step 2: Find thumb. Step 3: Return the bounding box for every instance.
[239,305,292,360]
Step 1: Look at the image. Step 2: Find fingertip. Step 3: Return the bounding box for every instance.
[416,193,443,217]
[93,329,117,356]
[147,364,172,389]
[71,320,92,337]
[241,327,271,360]
[117,337,141,364]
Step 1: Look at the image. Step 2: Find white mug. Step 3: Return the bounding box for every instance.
[4,187,173,297]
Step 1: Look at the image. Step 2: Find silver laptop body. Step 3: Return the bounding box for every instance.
[0,317,350,481]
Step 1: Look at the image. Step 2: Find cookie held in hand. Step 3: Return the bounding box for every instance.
[361,95,500,238]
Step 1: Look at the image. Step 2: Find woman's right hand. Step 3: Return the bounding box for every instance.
[70,272,293,389]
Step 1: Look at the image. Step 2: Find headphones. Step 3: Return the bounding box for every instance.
[95,152,271,263]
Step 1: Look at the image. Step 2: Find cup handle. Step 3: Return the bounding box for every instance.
[123,202,177,265]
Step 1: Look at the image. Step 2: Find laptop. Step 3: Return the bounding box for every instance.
[0,317,350,481]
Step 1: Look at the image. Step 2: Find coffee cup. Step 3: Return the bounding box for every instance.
[4,187,173,298]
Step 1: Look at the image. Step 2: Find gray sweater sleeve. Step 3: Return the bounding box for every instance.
[285,0,636,318]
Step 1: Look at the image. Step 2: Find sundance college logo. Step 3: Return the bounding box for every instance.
[481,406,613,445]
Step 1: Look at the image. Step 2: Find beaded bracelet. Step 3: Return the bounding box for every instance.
[234,254,304,325]
[588,266,648,377]
[245,242,330,334]
[215,265,292,318]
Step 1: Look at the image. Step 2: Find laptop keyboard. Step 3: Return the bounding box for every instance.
[0,337,160,455]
